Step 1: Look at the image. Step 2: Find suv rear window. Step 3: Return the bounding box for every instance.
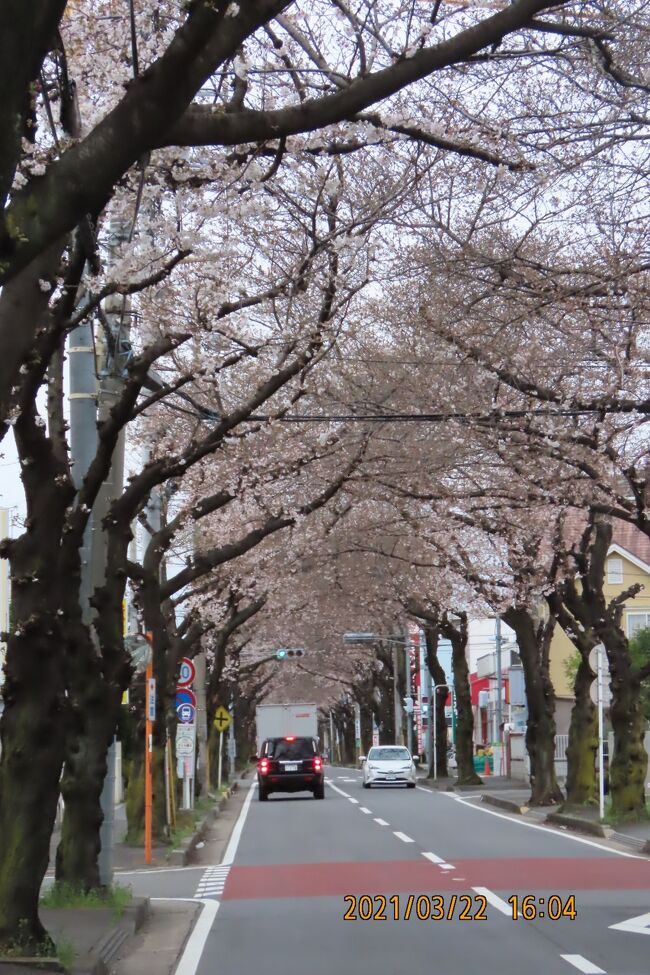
[263,738,317,760]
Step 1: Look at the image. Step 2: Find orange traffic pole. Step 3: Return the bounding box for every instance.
[144,632,154,864]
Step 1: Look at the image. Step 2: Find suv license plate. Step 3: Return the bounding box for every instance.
[285,763,298,771]
[387,774,395,780]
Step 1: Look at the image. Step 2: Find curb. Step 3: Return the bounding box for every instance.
[81,898,150,975]
[168,784,238,867]
[482,794,528,815]
[0,901,149,975]
[545,812,610,838]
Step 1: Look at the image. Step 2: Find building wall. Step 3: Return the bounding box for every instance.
[549,547,650,712]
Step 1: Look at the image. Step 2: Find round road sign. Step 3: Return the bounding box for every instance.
[177,657,196,688]
[175,689,197,710]
[176,736,194,757]
[177,702,196,724]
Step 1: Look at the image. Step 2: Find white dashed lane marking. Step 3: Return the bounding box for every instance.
[560,955,605,974]
[471,887,511,916]
[374,818,389,826]
[194,865,231,899]
[393,831,414,843]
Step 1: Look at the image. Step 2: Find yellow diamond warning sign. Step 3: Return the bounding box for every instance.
[213,706,232,733]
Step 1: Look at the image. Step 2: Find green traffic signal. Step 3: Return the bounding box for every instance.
[276,650,287,659]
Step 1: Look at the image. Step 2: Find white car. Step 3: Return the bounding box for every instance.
[361,745,417,788]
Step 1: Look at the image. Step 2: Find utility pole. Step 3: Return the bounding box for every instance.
[194,649,209,793]
[228,695,236,780]
[94,219,132,885]
[425,667,433,774]
[495,616,503,743]
[392,642,403,745]
[405,637,413,755]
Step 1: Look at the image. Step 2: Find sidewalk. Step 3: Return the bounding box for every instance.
[0,784,241,972]
[47,805,172,875]
[464,782,650,854]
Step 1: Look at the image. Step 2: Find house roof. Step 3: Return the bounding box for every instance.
[611,522,650,567]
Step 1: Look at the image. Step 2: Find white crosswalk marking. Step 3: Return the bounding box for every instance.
[194,865,231,899]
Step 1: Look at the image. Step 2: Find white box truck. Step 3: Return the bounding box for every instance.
[255,703,318,753]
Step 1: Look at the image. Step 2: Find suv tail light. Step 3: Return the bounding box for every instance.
[258,758,270,775]
[313,756,323,772]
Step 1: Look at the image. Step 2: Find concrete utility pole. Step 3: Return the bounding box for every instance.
[93,219,132,886]
[194,649,209,793]
[228,695,236,780]
[392,642,403,745]
[405,638,413,755]
[495,616,503,742]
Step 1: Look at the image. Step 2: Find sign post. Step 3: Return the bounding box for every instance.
[144,632,154,865]
[588,643,609,821]
[175,658,197,810]
[213,706,232,792]
[598,644,605,821]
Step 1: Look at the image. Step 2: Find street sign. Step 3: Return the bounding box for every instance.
[147,679,156,722]
[588,643,608,674]
[177,657,196,688]
[176,735,194,757]
[176,722,195,757]
[175,688,197,710]
[589,679,612,707]
[213,705,232,732]
[177,702,196,724]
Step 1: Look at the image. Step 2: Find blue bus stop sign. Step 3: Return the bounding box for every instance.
[177,702,196,724]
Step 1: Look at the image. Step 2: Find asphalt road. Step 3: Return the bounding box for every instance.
[130,767,650,975]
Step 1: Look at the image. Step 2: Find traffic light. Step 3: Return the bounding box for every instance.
[275,648,305,659]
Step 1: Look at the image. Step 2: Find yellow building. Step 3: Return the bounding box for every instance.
[551,524,650,734]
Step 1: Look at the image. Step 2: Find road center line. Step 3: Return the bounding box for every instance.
[359,807,372,814]
[374,818,390,826]
[422,852,444,864]
[348,797,360,805]
[560,954,606,974]
[472,886,512,916]
[394,831,414,843]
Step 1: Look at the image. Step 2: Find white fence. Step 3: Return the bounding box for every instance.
[554,733,569,781]
[508,732,569,782]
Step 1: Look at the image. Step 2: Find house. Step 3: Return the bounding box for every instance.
[550,523,650,735]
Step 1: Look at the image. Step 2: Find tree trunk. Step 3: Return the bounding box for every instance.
[450,629,482,786]
[124,744,167,843]
[564,656,598,806]
[421,624,448,777]
[503,607,563,806]
[55,664,113,888]
[0,594,65,947]
[606,631,648,820]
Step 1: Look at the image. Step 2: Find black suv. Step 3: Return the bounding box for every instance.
[256,736,325,801]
